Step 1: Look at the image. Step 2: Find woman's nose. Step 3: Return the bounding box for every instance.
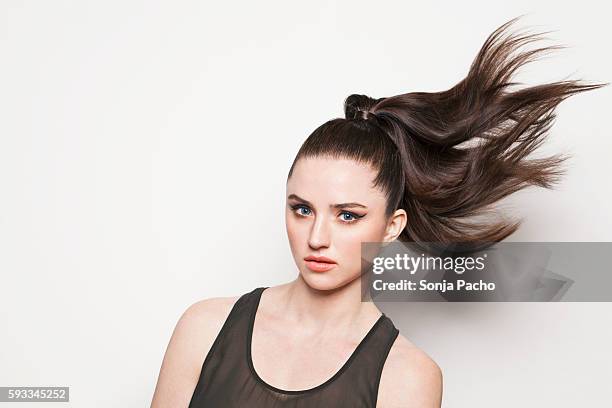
[308,216,330,249]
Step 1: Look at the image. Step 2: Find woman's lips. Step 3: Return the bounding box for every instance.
[304,256,337,273]
[305,260,337,272]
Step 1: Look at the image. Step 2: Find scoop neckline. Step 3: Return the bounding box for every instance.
[246,286,386,395]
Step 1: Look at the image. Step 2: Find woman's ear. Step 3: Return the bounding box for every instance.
[383,209,407,243]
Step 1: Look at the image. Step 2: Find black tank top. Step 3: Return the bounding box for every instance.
[188,286,400,407]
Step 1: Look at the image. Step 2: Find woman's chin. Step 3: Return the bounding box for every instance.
[300,270,358,292]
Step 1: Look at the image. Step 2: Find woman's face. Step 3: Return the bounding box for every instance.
[286,156,405,291]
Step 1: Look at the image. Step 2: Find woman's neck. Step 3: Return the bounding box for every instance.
[262,276,382,336]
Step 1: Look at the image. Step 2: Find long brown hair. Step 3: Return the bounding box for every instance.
[287,16,607,250]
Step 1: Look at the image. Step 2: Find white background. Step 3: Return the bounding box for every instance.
[1,1,610,407]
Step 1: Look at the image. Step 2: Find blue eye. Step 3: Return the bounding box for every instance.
[341,212,356,222]
[291,204,312,217]
[298,206,311,216]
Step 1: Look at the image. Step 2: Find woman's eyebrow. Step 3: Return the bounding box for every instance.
[287,194,367,209]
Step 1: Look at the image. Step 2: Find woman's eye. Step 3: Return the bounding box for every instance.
[292,205,312,216]
[340,212,359,222]
[298,207,311,216]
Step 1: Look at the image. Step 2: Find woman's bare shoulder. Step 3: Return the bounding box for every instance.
[183,294,242,334]
[149,294,241,407]
[376,333,443,408]
[178,294,243,356]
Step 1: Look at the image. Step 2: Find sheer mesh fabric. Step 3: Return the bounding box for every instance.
[188,287,399,407]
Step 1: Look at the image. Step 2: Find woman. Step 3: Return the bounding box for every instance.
[151,16,605,407]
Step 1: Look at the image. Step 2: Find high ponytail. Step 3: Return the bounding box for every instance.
[288,15,608,249]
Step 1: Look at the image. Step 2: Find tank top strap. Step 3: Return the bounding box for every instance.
[188,287,261,405]
[336,311,400,405]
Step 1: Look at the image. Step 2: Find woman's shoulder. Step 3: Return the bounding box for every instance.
[168,293,243,365]
[180,293,243,338]
[184,293,242,318]
[168,291,249,367]
[181,285,269,334]
[150,292,245,407]
[376,332,443,407]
